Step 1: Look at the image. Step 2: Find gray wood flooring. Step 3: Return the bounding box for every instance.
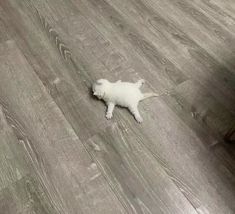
[0,0,235,213]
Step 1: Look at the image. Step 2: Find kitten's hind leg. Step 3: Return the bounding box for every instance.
[106,102,115,119]
[135,79,145,88]
[128,104,143,123]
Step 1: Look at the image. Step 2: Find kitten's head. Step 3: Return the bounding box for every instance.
[92,79,110,99]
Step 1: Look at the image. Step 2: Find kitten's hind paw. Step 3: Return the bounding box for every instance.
[135,116,143,123]
[106,113,113,120]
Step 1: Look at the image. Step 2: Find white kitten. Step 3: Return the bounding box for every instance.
[92,79,165,123]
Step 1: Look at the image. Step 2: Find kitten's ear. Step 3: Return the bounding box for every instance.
[96,80,103,85]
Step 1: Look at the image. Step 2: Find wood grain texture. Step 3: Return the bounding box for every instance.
[185,0,235,36]
[0,176,60,214]
[64,3,235,212]
[0,0,113,142]
[0,107,28,191]
[0,0,235,213]
[88,0,235,111]
[0,40,126,214]
[0,100,57,214]
[142,0,235,71]
[201,0,235,21]
[86,122,198,214]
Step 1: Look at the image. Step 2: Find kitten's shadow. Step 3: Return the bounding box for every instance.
[88,88,97,100]
[89,87,106,105]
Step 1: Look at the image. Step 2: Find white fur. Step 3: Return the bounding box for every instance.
[92,79,163,123]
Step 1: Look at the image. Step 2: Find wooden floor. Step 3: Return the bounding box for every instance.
[0,0,235,213]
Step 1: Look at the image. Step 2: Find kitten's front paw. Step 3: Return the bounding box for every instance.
[106,113,113,120]
[136,116,143,123]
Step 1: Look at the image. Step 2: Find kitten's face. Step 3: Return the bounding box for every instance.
[92,79,108,99]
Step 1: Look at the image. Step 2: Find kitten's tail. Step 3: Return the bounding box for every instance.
[141,92,169,101]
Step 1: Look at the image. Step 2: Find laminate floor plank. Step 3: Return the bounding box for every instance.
[0,40,127,214]
[0,107,28,191]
